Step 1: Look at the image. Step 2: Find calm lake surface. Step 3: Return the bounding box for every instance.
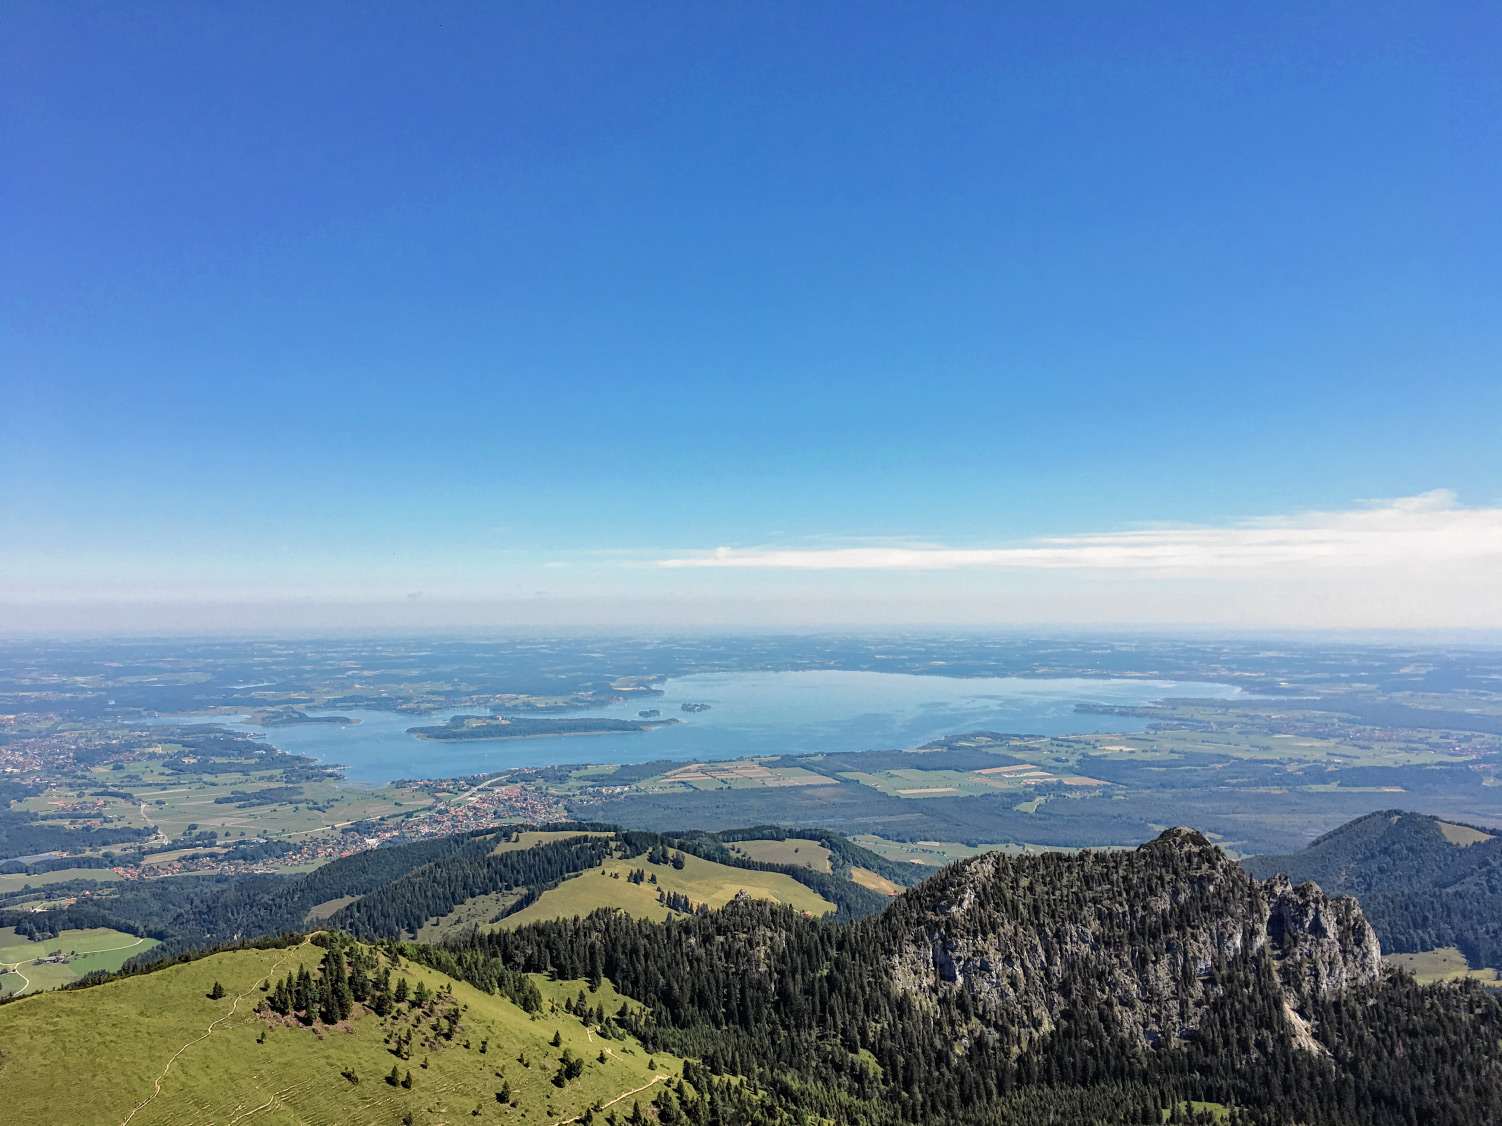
[157,670,1239,785]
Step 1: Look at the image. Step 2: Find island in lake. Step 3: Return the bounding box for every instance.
[407,714,680,741]
[680,702,712,712]
[249,708,357,727]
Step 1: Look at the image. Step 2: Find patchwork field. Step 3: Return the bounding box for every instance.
[0,940,682,1126]
[638,762,844,791]
[90,755,423,840]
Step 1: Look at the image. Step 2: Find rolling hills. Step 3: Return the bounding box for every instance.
[0,824,932,958]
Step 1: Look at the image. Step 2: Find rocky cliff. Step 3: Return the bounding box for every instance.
[887,827,1381,1050]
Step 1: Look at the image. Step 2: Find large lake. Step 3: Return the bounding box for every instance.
[154,671,1238,785]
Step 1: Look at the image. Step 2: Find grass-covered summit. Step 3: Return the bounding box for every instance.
[0,931,690,1126]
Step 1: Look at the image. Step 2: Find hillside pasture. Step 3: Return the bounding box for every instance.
[727,838,833,872]
[0,925,159,996]
[501,849,835,928]
[849,866,902,895]
[492,829,613,854]
[1385,946,1502,985]
[0,939,682,1126]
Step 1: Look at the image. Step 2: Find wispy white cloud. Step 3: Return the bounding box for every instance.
[658,491,1502,571]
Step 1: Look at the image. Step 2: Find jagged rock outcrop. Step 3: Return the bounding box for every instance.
[1264,871,1382,995]
[887,827,1381,1051]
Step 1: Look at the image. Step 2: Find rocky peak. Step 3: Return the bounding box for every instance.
[1264,872,1382,995]
[887,828,1381,1052]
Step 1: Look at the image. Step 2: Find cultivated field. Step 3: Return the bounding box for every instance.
[0,925,159,996]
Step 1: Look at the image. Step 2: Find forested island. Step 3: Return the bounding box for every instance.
[407,714,679,742]
[250,708,357,727]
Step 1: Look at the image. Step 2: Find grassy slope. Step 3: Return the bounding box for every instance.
[726,838,832,872]
[502,850,835,928]
[493,830,615,854]
[1385,946,1502,986]
[0,942,681,1126]
[848,867,901,896]
[0,926,160,996]
[417,890,520,941]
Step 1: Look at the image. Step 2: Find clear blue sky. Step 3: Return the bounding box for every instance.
[4,3,1501,630]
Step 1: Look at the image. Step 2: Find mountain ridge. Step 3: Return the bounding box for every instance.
[7,824,1502,1124]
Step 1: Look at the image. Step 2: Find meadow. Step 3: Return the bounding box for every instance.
[0,925,159,996]
[500,848,835,929]
[0,939,682,1126]
[1384,946,1502,986]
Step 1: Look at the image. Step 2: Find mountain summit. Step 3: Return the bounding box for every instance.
[887,828,1380,1051]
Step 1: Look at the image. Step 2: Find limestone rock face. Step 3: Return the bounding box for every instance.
[1265,872,1383,997]
[887,828,1381,1051]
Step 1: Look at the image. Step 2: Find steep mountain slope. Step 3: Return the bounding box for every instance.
[1244,810,1502,966]
[8,828,1502,1125]
[886,828,1380,1047]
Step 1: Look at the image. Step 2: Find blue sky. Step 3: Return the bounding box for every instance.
[4,3,1501,631]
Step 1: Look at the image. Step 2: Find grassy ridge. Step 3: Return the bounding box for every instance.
[501,849,834,929]
[0,938,682,1126]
